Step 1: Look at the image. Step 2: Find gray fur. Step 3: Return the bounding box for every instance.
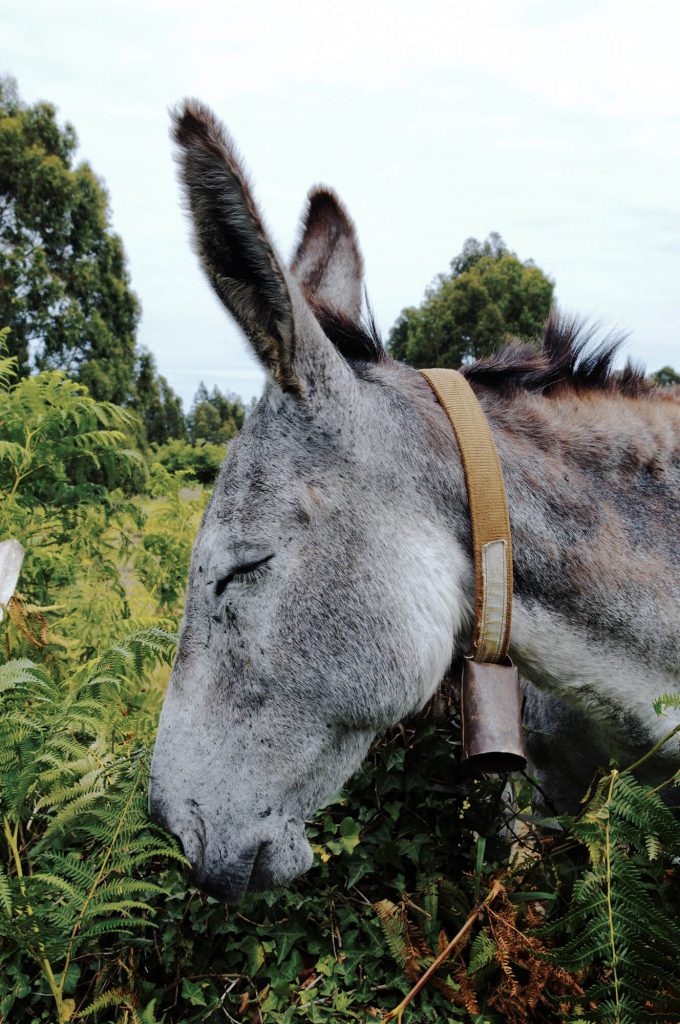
[291,187,364,318]
[150,101,680,902]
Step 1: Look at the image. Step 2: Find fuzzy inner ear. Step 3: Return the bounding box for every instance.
[291,188,364,320]
[172,100,300,393]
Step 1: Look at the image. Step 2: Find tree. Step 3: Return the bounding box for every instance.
[652,365,680,388]
[134,349,186,444]
[388,232,554,368]
[187,382,246,444]
[0,76,139,403]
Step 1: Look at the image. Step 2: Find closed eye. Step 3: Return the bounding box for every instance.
[214,555,274,597]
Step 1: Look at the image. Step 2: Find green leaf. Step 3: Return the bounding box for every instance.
[339,816,361,854]
[243,935,266,975]
[180,978,207,1007]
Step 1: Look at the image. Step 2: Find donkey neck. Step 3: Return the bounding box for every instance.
[402,366,678,760]
[475,384,679,756]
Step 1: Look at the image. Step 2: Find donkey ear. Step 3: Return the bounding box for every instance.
[291,188,364,319]
[172,100,302,393]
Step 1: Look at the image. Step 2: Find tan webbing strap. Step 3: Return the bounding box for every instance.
[419,368,513,664]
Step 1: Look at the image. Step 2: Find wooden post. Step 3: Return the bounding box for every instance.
[0,538,25,621]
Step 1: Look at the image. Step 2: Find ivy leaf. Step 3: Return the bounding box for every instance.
[243,935,266,976]
[339,817,362,854]
[180,979,207,1007]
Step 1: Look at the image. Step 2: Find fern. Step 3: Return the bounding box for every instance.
[544,768,680,1023]
[467,929,497,974]
[653,691,680,714]
[374,899,409,967]
[0,631,184,1022]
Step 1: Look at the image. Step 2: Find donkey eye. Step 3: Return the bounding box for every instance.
[214,555,274,597]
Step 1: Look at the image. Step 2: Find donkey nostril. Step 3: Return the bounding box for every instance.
[148,794,174,836]
[175,826,204,871]
[248,839,271,891]
[150,805,204,872]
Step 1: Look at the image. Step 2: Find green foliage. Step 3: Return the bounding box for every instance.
[134,466,207,611]
[544,768,680,1023]
[150,436,225,484]
[133,351,186,446]
[0,632,183,1023]
[115,725,519,1024]
[145,381,247,484]
[0,332,145,505]
[1,328,679,1022]
[0,332,141,660]
[2,611,679,1023]
[651,365,680,388]
[0,77,187,445]
[187,381,247,445]
[0,77,138,403]
[654,692,680,714]
[467,929,497,974]
[388,232,554,368]
[0,330,206,664]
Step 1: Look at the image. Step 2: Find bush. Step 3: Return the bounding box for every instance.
[0,331,207,665]
[151,437,225,485]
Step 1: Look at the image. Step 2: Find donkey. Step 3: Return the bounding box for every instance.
[149,100,680,903]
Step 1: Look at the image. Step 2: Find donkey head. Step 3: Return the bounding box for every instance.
[149,101,471,902]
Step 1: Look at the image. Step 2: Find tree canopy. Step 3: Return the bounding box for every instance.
[0,76,192,446]
[388,232,554,369]
[652,365,680,388]
[187,382,247,444]
[0,77,142,403]
[133,349,186,445]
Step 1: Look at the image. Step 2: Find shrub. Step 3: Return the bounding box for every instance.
[150,437,225,485]
[0,332,208,665]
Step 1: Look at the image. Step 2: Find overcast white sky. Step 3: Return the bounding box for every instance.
[3,0,679,407]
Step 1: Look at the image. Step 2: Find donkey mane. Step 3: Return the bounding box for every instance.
[315,305,650,397]
[463,315,649,397]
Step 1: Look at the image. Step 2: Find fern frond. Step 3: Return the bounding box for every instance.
[0,658,51,693]
[71,916,152,948]
[0,865,13,916]
[468,929,496,974]
[545,764,680,1022]
[40,791,108,839]
[28,873,82,902]
[374,899,408,966]
[40,852,99,890]
[80,898,154,918]
[653,691,680,714]
[0,439,26,466]
[76,987,133,1018]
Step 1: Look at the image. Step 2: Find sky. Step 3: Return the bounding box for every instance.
[2,0,679,408]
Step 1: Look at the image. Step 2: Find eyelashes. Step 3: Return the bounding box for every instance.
[213,555,274,598]
[231,562,272,586]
